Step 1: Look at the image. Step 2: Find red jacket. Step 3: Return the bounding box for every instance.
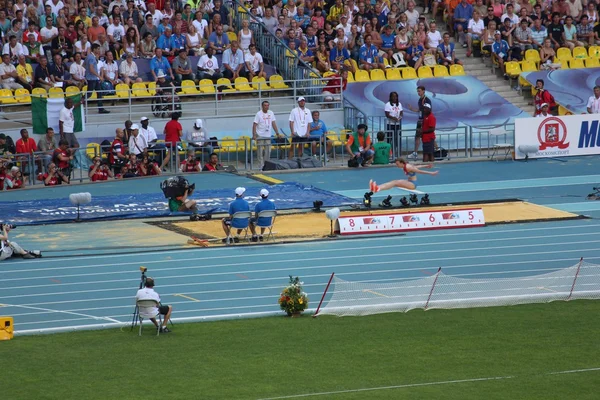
[534,89,555,115]
[16,137,37,154]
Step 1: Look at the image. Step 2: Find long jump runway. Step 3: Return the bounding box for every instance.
[2,158,600,334]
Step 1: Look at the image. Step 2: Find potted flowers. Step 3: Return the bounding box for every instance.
[278,276,309,317]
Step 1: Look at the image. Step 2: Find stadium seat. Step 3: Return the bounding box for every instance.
[181,80,200,94]
[217,78,237,93]
[86,142,101,159]
[573,46,587,59]
[386,68,402,80]
[556,47,573,62]
[370,69,385,81]
[525,49,541,68]
[251,76,270,90]
[269,74,290,89]
[345,58,359,72]
[146,81,156,95]
[114,83,130,98]
[519,61,537,88]
[322,71,336,78]
[504,61,521,78]
[449,64,465,76]
[234,77,253,92]
[433,65,449,77]
[402,67,417,79]
[558,105,572,115]
[586,57,600,68]
[346,71,354,82]
[31,87,47,98]
[215,135,237,153]
[14,88,31,104]
[354,70,370,82]
[239,135,257,150]
[131,82,150,97]
[65,86,80,97]
[0,89,17,104]
[227,32,238,42]
[199,79,216,93]
[569,58,585,69]
[81,85,96,99]
[417,66,433,78]
[589,46,600,58]
[48,87,64,98]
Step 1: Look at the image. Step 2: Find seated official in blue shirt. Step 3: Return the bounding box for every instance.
[249,188,277,242]
[222,187,250,244]
[150,48,174,83]
[359,34,385,70]
[308,110,332,160]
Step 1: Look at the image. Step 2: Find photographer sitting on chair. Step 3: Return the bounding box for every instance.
[0,223,42,260]
[135,277,172,333]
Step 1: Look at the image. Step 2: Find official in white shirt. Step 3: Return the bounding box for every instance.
[384,91,403,156]
[128,124,149,156]
[59,97,82,148]
[253,100,281,167]
[135,277,172,333]
[288,96,313,158]
[587,86,600,114]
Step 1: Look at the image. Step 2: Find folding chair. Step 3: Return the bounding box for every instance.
[488,128,513,161]
[255,210,277,241]
[136,299,162,336]
[231,211,252,241]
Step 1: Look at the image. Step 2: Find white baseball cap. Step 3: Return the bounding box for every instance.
[260,188,269,197]
[541,103,548,108]
[235,187,246,196]
[140,116,149,122]
[131,124,139,130]
[195,119,203,128]
[424,103,432,109]
[297,96,306,102]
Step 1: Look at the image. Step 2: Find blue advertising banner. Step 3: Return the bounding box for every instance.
[1,183,359,225]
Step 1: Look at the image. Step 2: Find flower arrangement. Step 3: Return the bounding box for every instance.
[278,276,309,316]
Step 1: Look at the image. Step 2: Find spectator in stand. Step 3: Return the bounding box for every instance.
[16,128,42,175]
[156,26,176,59]
[172,50,194,83]
[322,68,348,108]
[180,149,201,172]
[345,123,374,167]
[146,2,164,28]
[567,0,584,21]
[3,35,27,65]
[140,14,158,41]
[499,17,515,48]
[536,103,550,118]
[87,16,106,43]
[186,119,213,154]
[466,11,484,57]
[38,127,57,169]
[109,128,127,171]
[0,54,22,90]
[426,23,443,53]
[329,39,351,72]
[587,86,600,114]
[297,39,315,64]
[5,166,24,189]
[197,47,222,82]
[140,32,157,58]
[492,30,511,79]
[501,4,519,26]
[85,44,110,114]
[41,163,69,186]
[89,156,114,181]
[119,53,142,86]
[530,17,547,50]
[186,24,204,56]
[69,52,87,89]
[438,32,463,66]
[208,25,230,55]
[211,0,232,32]
[563,16,583,50]
[540,38,560,70]
[484,5,502,28]
[192,11,209,40]
[150,48,174,83]
[51,26,73,61]
[24,33,45,64]
[94,33,111,59]
[513,18,533,58]
[359,34,385,70]
[222,40,246,80]
[263,7,278,34]
[101,51,121,89]
[53,139,73,181]
[577,15,594,47]
[15,55,33,91]
[125,152,140,175]
[315,43,331,73]
[203,152,223,171]
[40,15,59,55]
[454,0,474,48]
[245,44,266,80]
[406,36,425,69]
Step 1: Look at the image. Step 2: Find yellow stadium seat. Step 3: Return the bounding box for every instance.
[557,47,573,62]
[345,58,359,72]
[239,135,257,151]
[86,142,101,159]
[269,74,290,89]
[14,88,31,104]
[216,78,237,93]
[433,65,449,77]
[370,69,385,81]
[417,66,433,78]
[586,57,600,68]
[181,79,200,94]
[32,87,47,98]
[518,61,537,87]
[525,49,541,68]
[323,71,336,78]
[346,71,354,82]
[402,67,417,79]
[449,64,465,76]
[354,69,370,82]
[81,85,96,99]
[146,81,156,95]
[573,46,587,59]
[214,135,236,153]
[505,61,521,78]
[131,82,150,97]
[386,68,402,80]
[589,46,600,58]
[227,32,238,42]
[569,58,585,69]
[234,77,253,92]
[48,87,64,98]
[114,83,130,98]
[0,89,17,104]
[65,86,80,96]
[199,79,216,93]
[558,105,572,116]
[251,76,270,90]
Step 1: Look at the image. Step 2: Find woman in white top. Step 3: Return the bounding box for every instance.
[69,52,86,89]
[13,0,26,15]
[122,27,139,58]
[102,51,121,86]
[384,91,403,157]
[587,3,598,24]
[74,34,91,56]
[186,24,204,56]
[238,19,254,53]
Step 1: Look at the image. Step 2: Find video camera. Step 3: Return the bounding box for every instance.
[160,176,195,199]
[0,223,16,230]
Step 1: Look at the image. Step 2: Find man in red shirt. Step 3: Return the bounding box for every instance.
[163,111,182,167]
[322,69,348,108]
[89,156,114,182]
[421,104,436,162]
[15,129,42,175]
[109,128,127,171]
[202,152,223,171]
[53,139,73,182]
[41,163,69,186]
[533,79,556,116]
[180,149,201,172]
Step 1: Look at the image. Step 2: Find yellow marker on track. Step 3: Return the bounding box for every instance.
[363,289,389,298]
[174,294,201,302]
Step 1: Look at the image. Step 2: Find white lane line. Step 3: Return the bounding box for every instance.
[3,304,121,324]
[1,231,594,283]
[3,239,599,291]
[2,222,600,272]
[256,367,600,400]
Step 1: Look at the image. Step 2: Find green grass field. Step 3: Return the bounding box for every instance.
[4,301,600,400]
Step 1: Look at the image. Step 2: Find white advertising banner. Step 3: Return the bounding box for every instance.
[515,114,600,160]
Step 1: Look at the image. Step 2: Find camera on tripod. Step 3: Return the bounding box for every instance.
[139,266,148,287]
[0,223,16,230]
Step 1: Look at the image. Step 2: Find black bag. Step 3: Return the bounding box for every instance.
[296,157,322,169]
[347,157,360,168]
[208,136,220,149]
[262,159,299,171]
[434,147,449,160]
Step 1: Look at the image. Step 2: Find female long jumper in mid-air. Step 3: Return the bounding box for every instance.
[369,158,438,192]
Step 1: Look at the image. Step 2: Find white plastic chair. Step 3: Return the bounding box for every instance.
[136,299,162,336]
[231,211,253,240]
[488,128,513,161]
[255,210,277,241]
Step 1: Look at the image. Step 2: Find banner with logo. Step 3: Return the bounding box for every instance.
[515,114,600,159]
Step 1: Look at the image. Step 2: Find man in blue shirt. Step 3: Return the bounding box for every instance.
[359,34,385,71]
[150,48,174,83]
[453,0,473,48]
[491,31,510,79]
[84,43,110,114]
[329,40,351,72]
[208,25,230,55]
[222,187,250,244]
[380,25,396,59]
[156,27,177,58]
[222,40,246,80]
[249,188,277,242]
[309,110,332,159]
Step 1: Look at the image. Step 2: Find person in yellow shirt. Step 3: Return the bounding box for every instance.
[327,0,345,23]
[15,54,33,91]
[74,7,92,29]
